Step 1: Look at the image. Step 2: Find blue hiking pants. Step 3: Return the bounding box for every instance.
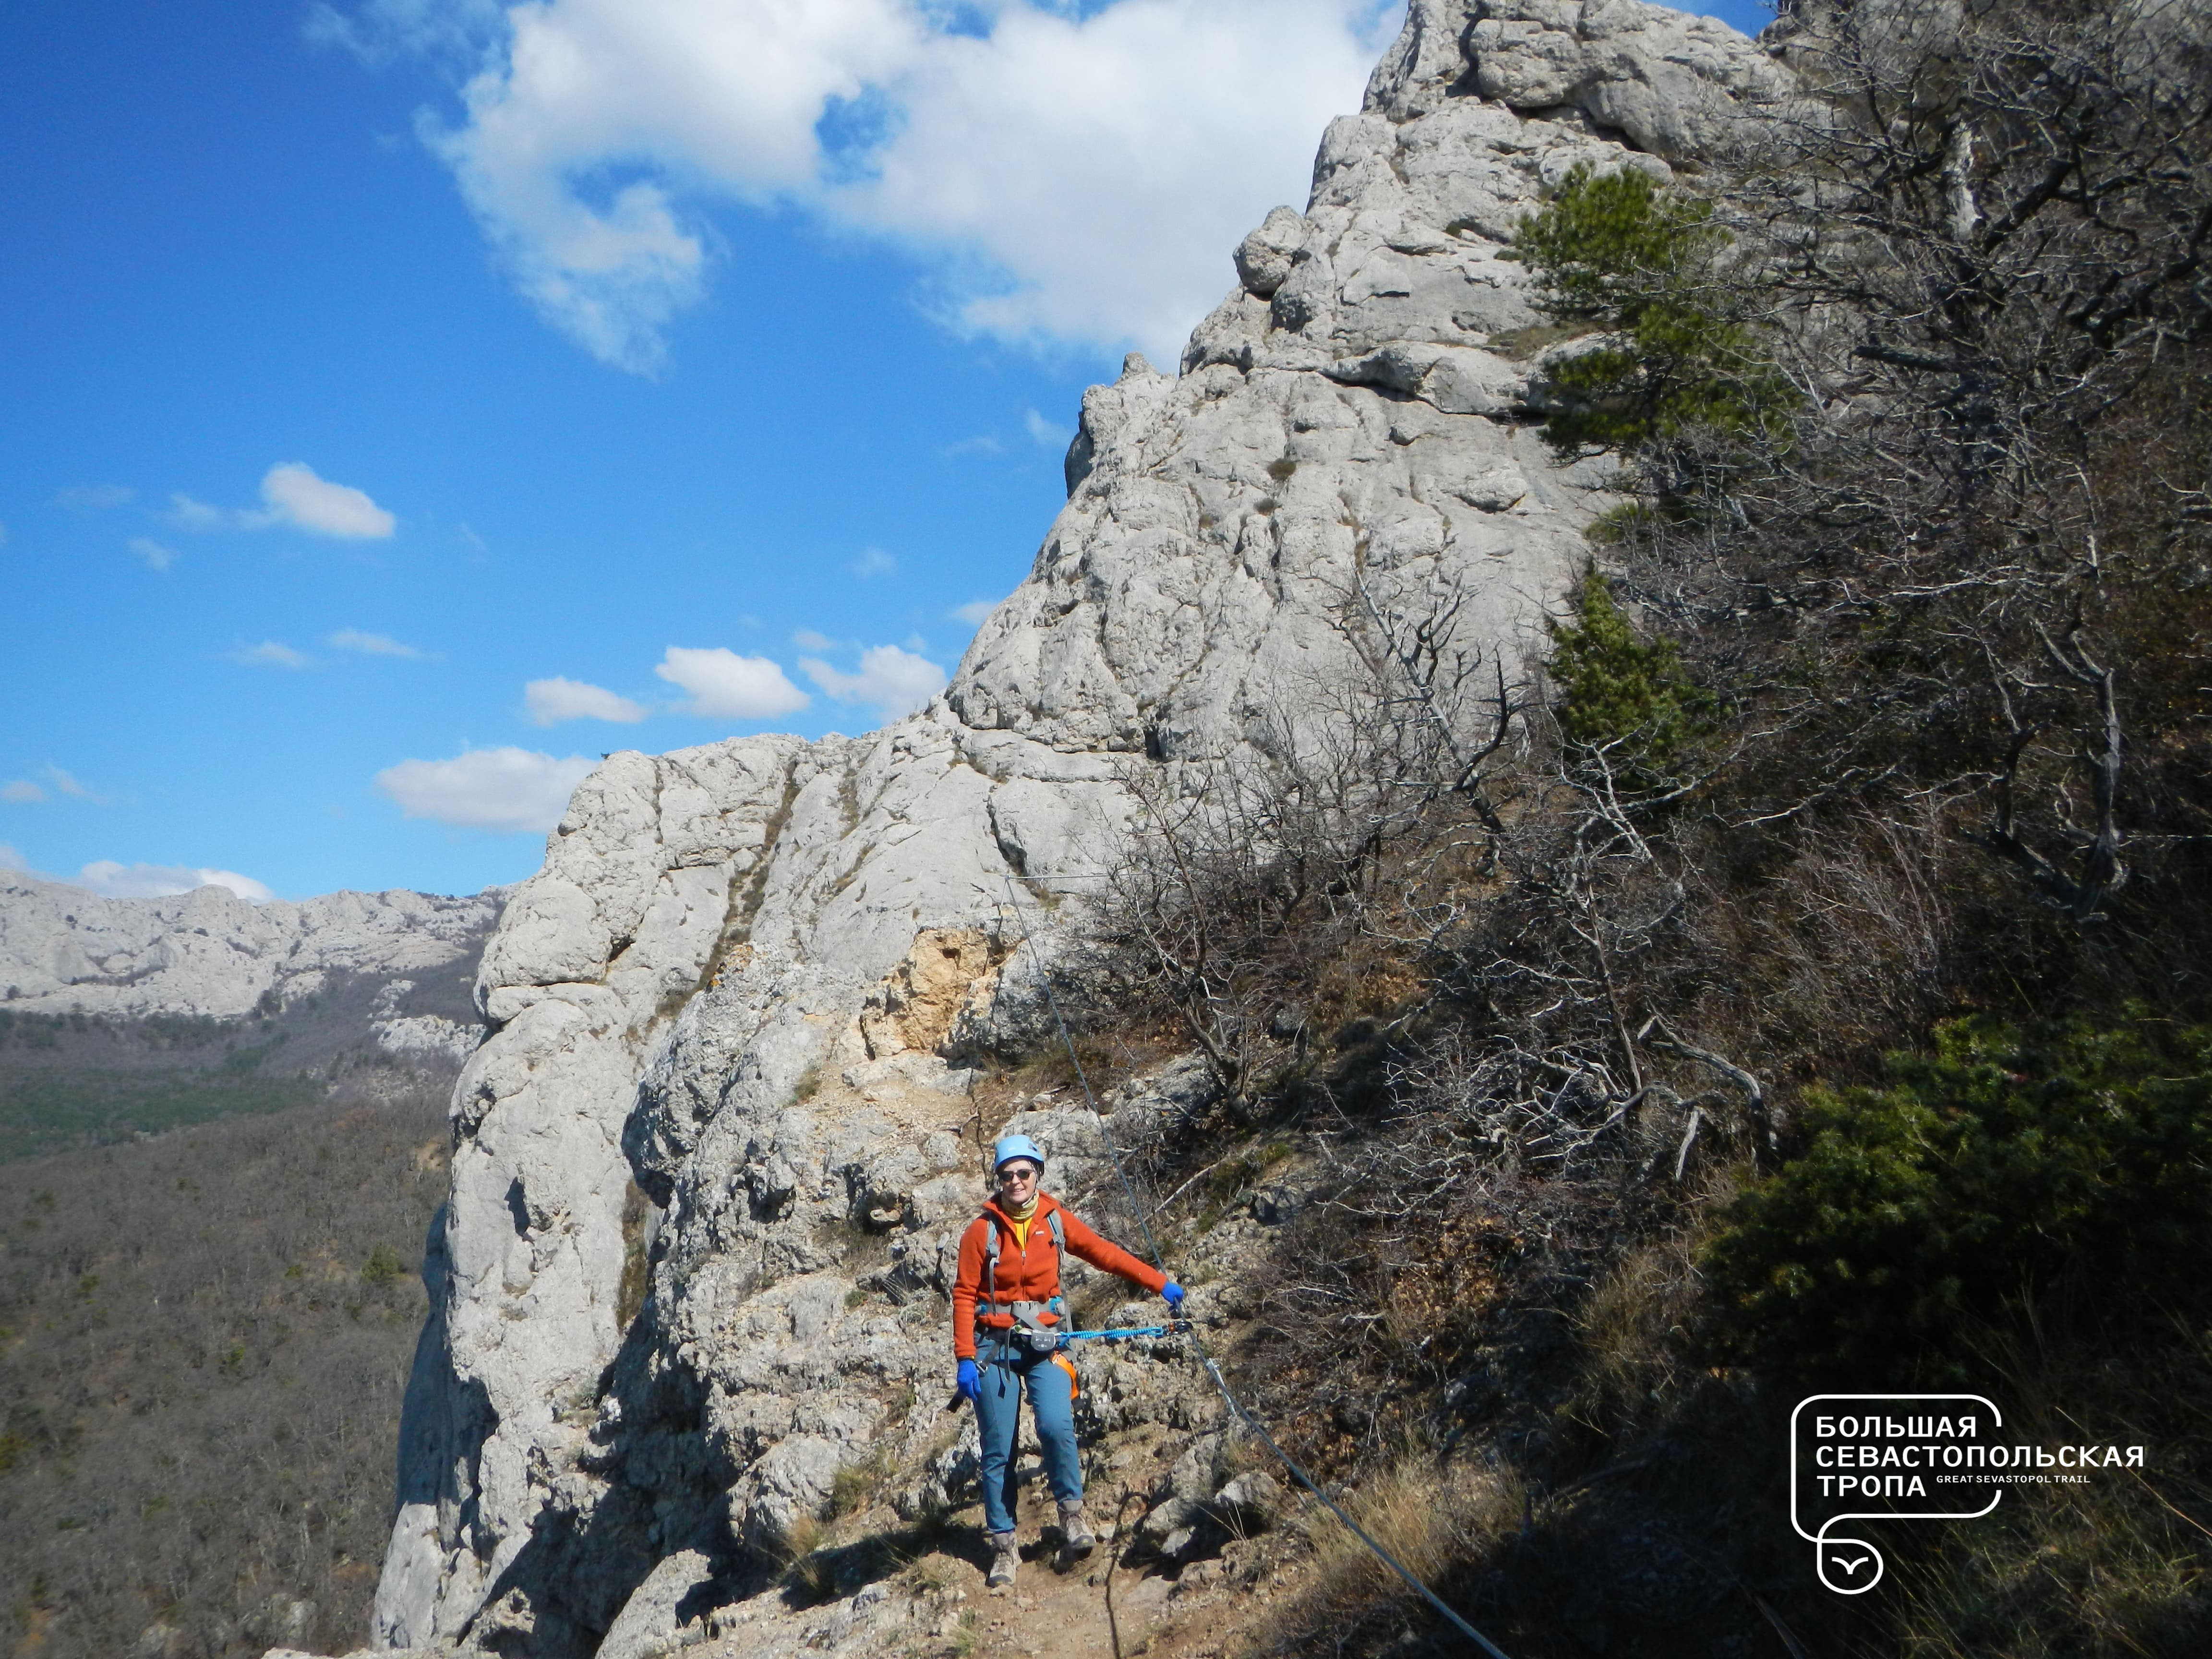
[973,1338,1081,1536]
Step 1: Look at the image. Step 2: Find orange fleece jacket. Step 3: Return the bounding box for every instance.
[951,1190,1166,1359]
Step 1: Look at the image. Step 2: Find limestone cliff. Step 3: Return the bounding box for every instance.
[0,873,501,1093]
[365,6,1793,1655]
[0,872,498,1022]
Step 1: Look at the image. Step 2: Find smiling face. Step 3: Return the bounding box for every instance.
[995,1160,1040,1203]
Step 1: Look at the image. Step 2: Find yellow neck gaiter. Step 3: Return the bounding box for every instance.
[1004,1194,1038,1252]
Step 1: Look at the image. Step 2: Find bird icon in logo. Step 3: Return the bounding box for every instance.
[1816,1537,1886,1593]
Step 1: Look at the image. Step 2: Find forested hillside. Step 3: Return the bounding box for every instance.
[0,933,481,1655]
[0,1083,449,1659]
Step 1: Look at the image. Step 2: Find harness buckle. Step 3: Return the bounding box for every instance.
[1010,1299,1064,1353]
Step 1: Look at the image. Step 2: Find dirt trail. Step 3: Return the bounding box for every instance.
[960,1477,1295,1659]
[662,1434,1321,1659]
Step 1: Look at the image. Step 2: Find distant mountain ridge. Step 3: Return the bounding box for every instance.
[0,872,505,1163]
[0,872,504,1021]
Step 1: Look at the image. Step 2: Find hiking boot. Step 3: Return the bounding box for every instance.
[1058,1500,1096,1560]
[986,1531,1019,1592]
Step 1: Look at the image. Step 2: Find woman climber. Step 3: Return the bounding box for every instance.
[952,1132,1185,1590]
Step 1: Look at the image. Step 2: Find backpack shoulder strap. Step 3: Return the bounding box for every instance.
[981,1207,1060,1282]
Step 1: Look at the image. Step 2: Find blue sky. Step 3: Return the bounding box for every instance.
[0,0,1773,902]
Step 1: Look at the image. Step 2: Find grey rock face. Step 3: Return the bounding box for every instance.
[1469,0,1792,160]
[1367,1,1791,159]
[370,5,1793,1653]
[0,872,499,1021]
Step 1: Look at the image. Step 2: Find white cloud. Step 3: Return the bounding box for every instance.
[791,628,835,652]
[1023,407,1070,447]
[850,546,897,579]
[370,0,1391,369]
[655,646,811,720]
[330,627,426,657]
[8,769,118,809]
[800,642,947,721]
[0,843,26,871]
[950,598,1000,627]
[169,493,227,531]
[168,468,397,537]
[846,1,1392,352]
[525,675,649,724]
[0,769,114,812]
[73,861,278,903]
[130,536,178,572]
[230,640,311,669]
[374,746,598,832]
[256,463,397,538]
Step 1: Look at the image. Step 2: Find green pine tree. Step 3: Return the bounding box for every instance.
[1547,568,1711,770]
[1512,164,1791,459]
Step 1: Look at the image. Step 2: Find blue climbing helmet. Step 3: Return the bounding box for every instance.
[993,1133,1045,1173]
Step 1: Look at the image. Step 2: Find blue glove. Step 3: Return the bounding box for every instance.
[956,1358,981,1403]
[1161,1282,1186,1310]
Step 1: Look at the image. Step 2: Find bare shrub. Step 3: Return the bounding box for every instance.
[1094,612,1520,1115]
[1595,0,2212,960]
[1065,11,2212,1652]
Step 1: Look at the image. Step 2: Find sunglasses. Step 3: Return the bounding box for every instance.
[997,1164,1040,1183]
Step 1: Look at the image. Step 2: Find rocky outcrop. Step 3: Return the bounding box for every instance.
[1454,0,1791,157]
[364,5,1795,1655]
[0,872,499,1022]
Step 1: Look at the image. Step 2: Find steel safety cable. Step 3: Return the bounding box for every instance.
[996,877,1515,1659]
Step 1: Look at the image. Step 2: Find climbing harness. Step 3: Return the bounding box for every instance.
[997,875,1515,1659]
[980,1204,1071,1352]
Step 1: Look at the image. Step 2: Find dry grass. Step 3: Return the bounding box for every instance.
[1558,1213,1713,1443]
[774,1512,841,1603]
[1877,1317,2212,1659]
[1275,1455,1524,1644]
